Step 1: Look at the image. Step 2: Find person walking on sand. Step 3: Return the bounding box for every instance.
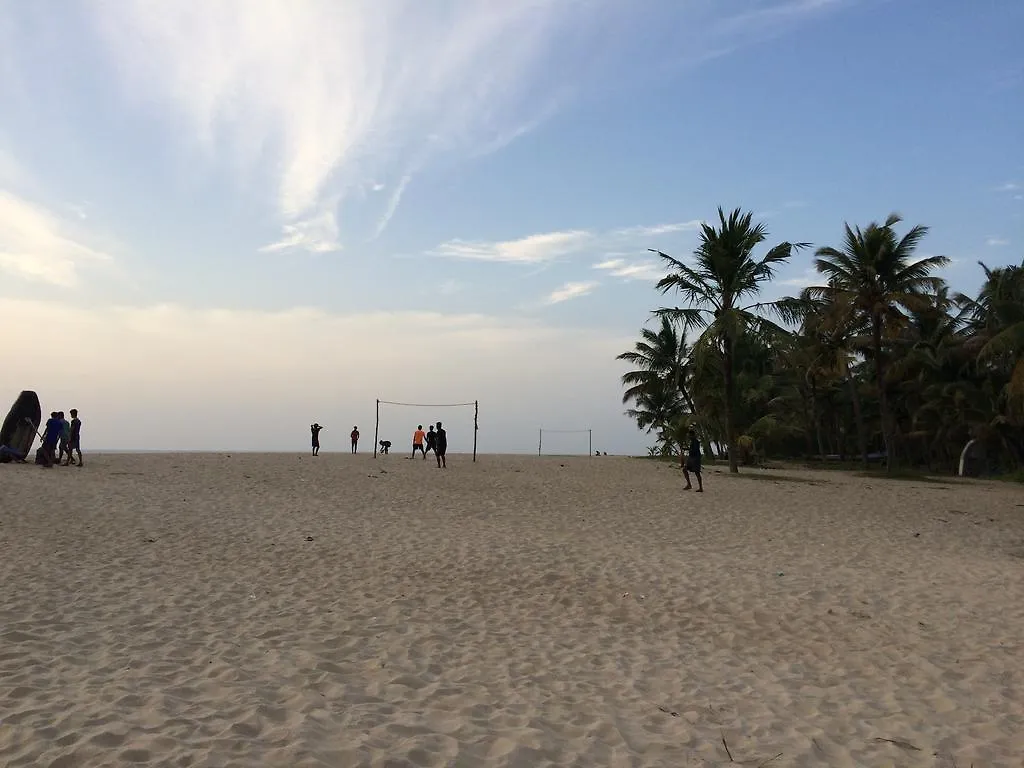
[412,424,427,458]
[434,421,447,468]
[63,409,83,467]
[311,423,323,456]
[57,411,70,464]
[683,427,703,492]
[350,426,359,454]
[424,424,437,456]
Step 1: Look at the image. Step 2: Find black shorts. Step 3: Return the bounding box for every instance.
[685,457,701,472]
[413,443,424,451]
[436,445,447,456]
[69,438,80,450]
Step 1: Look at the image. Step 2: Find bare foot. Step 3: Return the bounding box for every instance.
[696,488,703,493]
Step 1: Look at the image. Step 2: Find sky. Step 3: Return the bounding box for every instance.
[1,0,1021,454]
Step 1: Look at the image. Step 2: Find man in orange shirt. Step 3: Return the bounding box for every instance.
[412,424,427,459]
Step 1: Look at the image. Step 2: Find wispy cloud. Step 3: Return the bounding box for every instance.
[85,2,623,252]
[986,236,1010,247]
[432,230,592,264]
[0,191,112,286]
[546,281,598,304]
[259,207,341,254]
[430,220,699,265]
[593,258,663,282]
[371,175,412,240]
[994,182,1019,192]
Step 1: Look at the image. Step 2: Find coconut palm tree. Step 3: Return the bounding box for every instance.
[652,207,808,473]
[808,213,949,473]
[616,315,698,414]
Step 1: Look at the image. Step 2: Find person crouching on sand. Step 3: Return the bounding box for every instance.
[683,427,703,492]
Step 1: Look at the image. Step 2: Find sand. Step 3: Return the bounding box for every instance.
[1,453,1022,767]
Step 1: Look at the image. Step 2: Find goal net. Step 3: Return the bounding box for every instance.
[374,399,479,461]
[538,428,593,456]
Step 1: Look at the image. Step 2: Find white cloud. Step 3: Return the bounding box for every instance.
[0,191,112,286]
[259,207,341,254]
[431,220,699,265]
[0,298,634,453]
[371,174,412,239]
[433,230,592,264]
[995,182,1019,192]
[546,281,598,304]
[85,1,616,245]
[986,237,1010,247]
[611,221,703,238]
[593,258,663,282]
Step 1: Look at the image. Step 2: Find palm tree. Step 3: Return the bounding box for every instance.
[652,207,808,473]
[616,315,698,415]
[809,214,949,473]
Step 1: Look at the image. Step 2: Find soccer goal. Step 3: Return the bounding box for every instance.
[537,428,593,456]
[374,399,479,461]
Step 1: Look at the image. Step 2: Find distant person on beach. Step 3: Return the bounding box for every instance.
[311,423,323,456]
[40,412,62,467]
[57,411,70,464]
[64,409,82,467]
[425,425,437,455]
[412,425,426,458]
[350,426,359,454]
[379,440,391,455]
[683,427,703,492]
[434,421,447,468]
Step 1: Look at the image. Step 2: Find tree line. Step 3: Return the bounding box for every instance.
[618,208,1023,476]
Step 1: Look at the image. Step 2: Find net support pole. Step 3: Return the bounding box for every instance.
[373,399,380,459]
[473,400,479,463]
[589,429,593,457]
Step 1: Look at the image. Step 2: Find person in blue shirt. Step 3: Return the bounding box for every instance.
[41,411,62,466]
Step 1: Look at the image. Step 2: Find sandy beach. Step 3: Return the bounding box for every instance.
[1,453,1022,767]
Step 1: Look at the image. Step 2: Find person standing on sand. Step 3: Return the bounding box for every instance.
[41,411,62,467]
[350,426,359,454]
[311,423,323,456]
[57,411,70,464]
[425,425,437,456]
[683,427,703,492]
[434,421,447,468]
[64,409,83,467]
[412,425,427,458]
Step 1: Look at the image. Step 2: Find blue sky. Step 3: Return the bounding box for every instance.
[1,0,1021,453]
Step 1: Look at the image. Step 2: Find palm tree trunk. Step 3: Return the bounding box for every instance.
[872,316,896,473]
[724,341,739,473]
[845,359,869,469]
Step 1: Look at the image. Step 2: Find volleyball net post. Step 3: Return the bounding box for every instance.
[538,427,593,456]
[374,398,480,462]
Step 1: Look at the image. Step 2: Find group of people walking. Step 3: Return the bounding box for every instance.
[40,409,83,467]
[411,423,448,467]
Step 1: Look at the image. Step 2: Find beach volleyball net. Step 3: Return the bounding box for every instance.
[538,428,593,456]
[374,399,479,461]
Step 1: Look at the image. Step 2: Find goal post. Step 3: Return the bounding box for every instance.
[538,428,593,457]
[374,399,479,461]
